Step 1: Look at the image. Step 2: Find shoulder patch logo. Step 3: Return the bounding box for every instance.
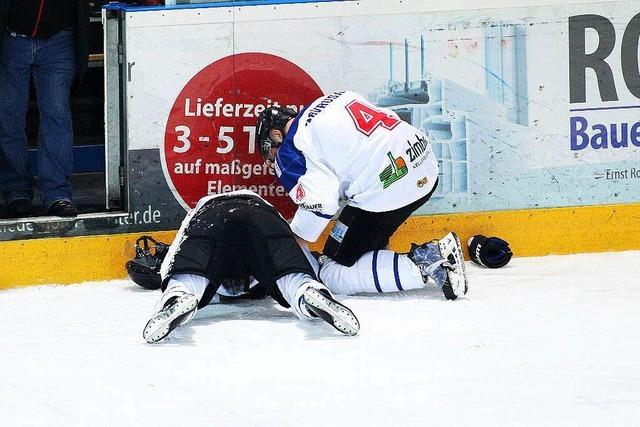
[295,184,306,202]
[379,152,409,189]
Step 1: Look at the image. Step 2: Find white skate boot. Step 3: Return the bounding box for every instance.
[299,285,360,336]
[143,291,198,343]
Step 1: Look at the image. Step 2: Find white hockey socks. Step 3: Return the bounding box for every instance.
[163,273,209,301]
[144,274,208,343]
[319,250,426,295]
[153,273,210,315]
[276,272,328,319]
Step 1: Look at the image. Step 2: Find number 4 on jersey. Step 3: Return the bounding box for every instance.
[345,100,401,136]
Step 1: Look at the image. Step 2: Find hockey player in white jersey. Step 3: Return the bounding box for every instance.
[256,91,468,300]
[142,190,359,343]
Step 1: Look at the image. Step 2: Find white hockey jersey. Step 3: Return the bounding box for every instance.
[274,91,439,242]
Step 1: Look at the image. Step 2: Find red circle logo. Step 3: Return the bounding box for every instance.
[162,53,323,217]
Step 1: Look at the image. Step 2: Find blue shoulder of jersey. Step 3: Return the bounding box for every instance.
[275,106,309,193]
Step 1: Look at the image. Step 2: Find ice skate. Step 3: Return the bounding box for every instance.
[408,232,469,300]
[143,291,198,343]
[302,287,360,336]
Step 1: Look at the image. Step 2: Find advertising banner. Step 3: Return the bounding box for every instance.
[6,0,637,242]
[0,0,640,260]
[120,0,640,226]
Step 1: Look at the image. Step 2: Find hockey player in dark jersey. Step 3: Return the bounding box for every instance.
[142,190,359,343]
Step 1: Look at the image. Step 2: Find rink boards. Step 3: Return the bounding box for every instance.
[2,201,639,289]
[2,0,640,289]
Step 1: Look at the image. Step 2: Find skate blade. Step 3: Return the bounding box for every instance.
[439,232,469,298]
[143,294,198,343]
[304,289,360,336]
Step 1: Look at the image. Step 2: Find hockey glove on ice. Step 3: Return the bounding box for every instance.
[467,235,512,268]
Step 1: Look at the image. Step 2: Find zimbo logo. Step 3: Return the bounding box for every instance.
[406,134,430,163]
[379,152,408,189]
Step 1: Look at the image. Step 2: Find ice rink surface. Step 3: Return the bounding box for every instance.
[1,251,639,426]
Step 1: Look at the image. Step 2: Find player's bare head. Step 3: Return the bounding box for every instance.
[256,106,298,163]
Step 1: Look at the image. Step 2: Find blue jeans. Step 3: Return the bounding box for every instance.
[0,29,76,208]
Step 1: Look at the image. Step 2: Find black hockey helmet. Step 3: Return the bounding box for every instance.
[125,235,170,290]
[256,106,298,163]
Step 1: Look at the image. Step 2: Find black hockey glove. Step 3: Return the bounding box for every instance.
[467,235,512,268]
[125,236,170,290]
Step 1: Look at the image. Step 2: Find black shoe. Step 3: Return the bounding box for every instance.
[46,200,78,217]
[6,198,31,218]
[302,287,360,336]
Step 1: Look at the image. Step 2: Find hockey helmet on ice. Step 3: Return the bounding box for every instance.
[125,236,170,290]
[256,106,298,163]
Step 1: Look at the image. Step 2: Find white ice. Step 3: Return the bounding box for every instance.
[1,251,639,426]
